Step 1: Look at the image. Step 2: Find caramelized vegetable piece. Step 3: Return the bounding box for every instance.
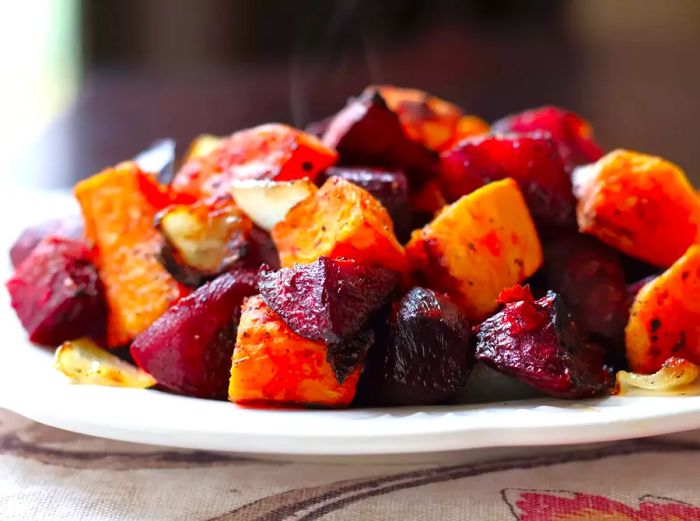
[75,162,187,347]
[6,236,106,346]
[231,178,317,231]
[370,287,473,406]
[543,235,628,342]
[493,106,603,171]
[272,177,407,273]
[574,150,700,267]
[439,134,575,230]
[229,296,362,407]
[406,178,542,322]
[173,124,337,198]
[616,357,700,396]
[442,115,490,150]
[377,85,487,152]
[55,338,156,388]
[184,134,222,161]
[476,286,613,398]
[156,195,253,286]
[321,89,436,184]
[318,166,410,240]
[625,245,700,374]
[131,270,257,399]
[9,215,83,268]
[258,257,400,344]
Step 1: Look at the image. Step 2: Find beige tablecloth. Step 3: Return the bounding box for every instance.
[2,409,700,520]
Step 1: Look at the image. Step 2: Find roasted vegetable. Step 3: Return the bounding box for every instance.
[475,285,613,398]
[184,134,222,161]
[156,195,253,286]
[406,178,542,322]
[75,162,187,347]
[543,235,628,343]
[6,236,106,346]
[231,178,317,231]
[9,215,83,269]
[377,85,488,152]
[615,357,700,396]
[438,134,576,231]
[321,88,437,184]
[574,149,700,267]
[272,176,407,273]
[258,257,400,344]
[173,124,337,198]
[442,115,490,150]
[625,245,700,374]
[229,295,362,407]
[360,287,473,406]
[55,338,156,388]
[492,106,603,171]
[131,270,257,399]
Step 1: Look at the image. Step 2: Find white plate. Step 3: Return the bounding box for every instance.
[3,189,700,458]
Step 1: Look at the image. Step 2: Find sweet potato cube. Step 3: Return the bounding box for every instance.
[75,162,186,347]
[173,123,337,198]
[228,296,361,407]
[406,178,543,321]
[271,177,407,273]
[575,149,700,267]
[626,245,700,374]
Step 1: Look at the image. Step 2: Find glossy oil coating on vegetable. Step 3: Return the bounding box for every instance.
[229,296,361,407]
[406,178,542,321]
[626,245,700,374]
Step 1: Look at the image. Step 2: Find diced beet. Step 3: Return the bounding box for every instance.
[130,270,257,399]
[362,287,473,406]
[543,235,628,342]
[10,215,83,269]
[327,329,375,384]
[321,89,437,185]
[258,257,400,345]
[438,134,576,231]
[475,287,613,398]
[242,226,281,270]
[318,166,411,241]
[492,106,604,171]
[6,236,105,346]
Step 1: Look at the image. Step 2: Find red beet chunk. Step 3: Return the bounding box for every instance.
[6,236,105,346]
[543,236,628,342]
[475,287,613,398]
[373,287,473,405]
[439,134,576,230]
[321,89,437,184]
[130,270,257,399]
[492,106,604,171]
[10,215,83,269]
[327,329,375,384]
[258,257,400,345]
[319,167,411,240]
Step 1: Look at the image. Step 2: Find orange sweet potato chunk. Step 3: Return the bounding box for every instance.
[75,162,186,347]
[173,123,337,198]
[272,177,407,273]
[229,296,360,407]
[575,149,700,267]
[626,245,700,374]
[406,178,542,321]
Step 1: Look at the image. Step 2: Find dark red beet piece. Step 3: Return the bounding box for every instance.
[543,236,628,342]
[318,166,411,241]
[492,106,604,171]
[258,257,400,345]
[10,215,84,269]
[376,287,473,405]
[439,134,576,230]
[321,89,437,185]
[6,236,105,346]
[327,329,375,384]
[475,287,613,398]
[130,270,257,399]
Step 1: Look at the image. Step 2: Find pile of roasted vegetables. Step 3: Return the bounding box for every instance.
[6,85,700,407]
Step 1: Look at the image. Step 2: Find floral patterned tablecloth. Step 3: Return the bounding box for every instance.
[2,408,700,520]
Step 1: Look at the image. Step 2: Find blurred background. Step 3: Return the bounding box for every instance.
[1,0,699,189]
